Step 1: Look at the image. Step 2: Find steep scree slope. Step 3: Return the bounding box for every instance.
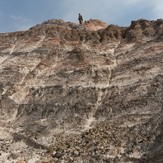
[0,19,163,162]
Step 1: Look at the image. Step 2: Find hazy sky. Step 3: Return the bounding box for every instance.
[0,0,163,32]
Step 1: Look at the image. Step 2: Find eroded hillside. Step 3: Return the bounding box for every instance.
[0,19,163,163]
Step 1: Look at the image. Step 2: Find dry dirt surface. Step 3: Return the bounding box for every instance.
[0,19,163,162]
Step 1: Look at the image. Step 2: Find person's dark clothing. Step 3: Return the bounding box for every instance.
[78,14,83,24]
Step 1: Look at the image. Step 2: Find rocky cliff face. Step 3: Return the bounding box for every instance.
[0,19,163,163]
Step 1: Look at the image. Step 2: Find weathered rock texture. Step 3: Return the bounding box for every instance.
[0,19,163,163]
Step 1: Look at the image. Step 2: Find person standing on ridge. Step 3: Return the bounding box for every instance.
[78,13,83,24]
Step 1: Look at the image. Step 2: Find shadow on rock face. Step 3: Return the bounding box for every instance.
[68,48,85,62]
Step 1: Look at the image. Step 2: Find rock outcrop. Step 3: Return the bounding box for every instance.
[0,19,163,162]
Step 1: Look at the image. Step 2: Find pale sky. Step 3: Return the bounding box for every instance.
[0,0,163,33]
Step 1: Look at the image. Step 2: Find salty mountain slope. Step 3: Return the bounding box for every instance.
[0,19,163,162]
